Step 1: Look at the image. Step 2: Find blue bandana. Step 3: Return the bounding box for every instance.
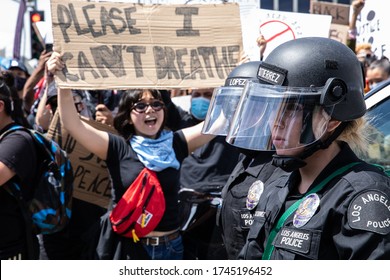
[130,130,180,171]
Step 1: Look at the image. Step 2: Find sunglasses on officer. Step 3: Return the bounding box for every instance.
[131,100,165,113]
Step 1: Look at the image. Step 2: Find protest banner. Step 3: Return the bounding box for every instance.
[309,1,350,45]
[241,8,332,60]
[47,112,114,209]
[50,0,243,89]
[328,23,349,44]
[355,0,389,59]
[310,1,350,25]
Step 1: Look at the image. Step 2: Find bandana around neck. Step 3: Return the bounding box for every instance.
[130,130,180,172]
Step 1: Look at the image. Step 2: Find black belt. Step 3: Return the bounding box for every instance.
[140,231,180,246]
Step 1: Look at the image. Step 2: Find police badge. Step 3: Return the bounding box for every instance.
[293,193,320,228]
[246,180,264,210]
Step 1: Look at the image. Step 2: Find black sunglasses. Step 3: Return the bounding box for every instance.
[131,100,164,113]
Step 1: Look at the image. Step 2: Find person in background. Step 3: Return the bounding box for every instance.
[34,64,93,134]
[35,84,92,134]
[79,89,121,126]
[33,73,109,260]
[346,0,380,94]
[0,71,30,128]
[0,71,39,260]
[166,87,242,260]
[6,59,30,101]
[47,51,217,260]
[365,57,390,91]
[22,50,52,115]
[256,34,267,61]
[236,37,389,260]
[347,0,365,54]
[355,43,376,70]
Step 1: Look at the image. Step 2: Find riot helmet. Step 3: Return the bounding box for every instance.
[202,61,262,136]
[226,37,366,171]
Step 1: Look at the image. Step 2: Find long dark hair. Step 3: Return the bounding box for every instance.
[0,71,30,127]
[113,89,167,140]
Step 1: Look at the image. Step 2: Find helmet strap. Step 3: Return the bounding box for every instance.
[271,122,348,172]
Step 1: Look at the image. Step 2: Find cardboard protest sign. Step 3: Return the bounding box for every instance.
[47,112,115,209]
[310,1,350,25]
[309,1,350,44]
[241,9,332,61]
[355,0,389,59]
[328,23,349,45]
[50,0,243,89]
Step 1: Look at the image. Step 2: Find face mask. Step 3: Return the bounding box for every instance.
[14,76,27,91]
[191,97,210,120]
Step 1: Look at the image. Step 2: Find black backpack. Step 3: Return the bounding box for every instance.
[0,125,74,235]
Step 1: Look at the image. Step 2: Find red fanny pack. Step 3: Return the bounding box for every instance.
[110,168,165,242]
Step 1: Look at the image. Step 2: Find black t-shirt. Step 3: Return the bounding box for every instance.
[0,123,38,254]
[106,131,188,232]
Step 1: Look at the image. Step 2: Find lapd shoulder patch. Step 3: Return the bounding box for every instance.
[348,190,390,235]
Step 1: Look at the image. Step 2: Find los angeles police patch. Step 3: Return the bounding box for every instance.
[348,190,390,235]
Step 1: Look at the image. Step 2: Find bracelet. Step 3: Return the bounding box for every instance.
[47,72,54,78]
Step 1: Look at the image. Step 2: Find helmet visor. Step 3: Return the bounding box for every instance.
[202,86,243,136]
[226,82,335,152]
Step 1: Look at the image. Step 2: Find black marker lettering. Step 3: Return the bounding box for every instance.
[101,7,126,35]
[176,48,189,79]
[126,46,146,77]
[69,3,90,36]
[190,49,206,80]
[153,46,180,80]
[78,51,100,80]
[176,7,200,37]
[124,7,141,35]
[197,47,214,77]
[83,4,103,38]
[90,45,126,78]
[212,46,229,79]
[56,4,72,43]
[61,52,79,82]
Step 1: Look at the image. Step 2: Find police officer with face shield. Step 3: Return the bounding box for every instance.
[231,37,390,259]
[202,61,289,259]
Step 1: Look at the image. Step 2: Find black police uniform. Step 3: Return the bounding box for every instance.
[239,142,390,260]
[220,152,289,259]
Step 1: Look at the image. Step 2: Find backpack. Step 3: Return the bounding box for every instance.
[110,168,165,242]
[0,125,74,235]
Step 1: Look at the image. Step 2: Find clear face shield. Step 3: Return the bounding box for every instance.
[202,86,243,136]
[226,82,335,154]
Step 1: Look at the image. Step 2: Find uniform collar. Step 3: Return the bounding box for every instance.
[245,152,274,177]
[294,142,361,195]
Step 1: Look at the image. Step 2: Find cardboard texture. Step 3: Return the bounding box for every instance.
[310,1,350,26]
[329,23,349,45]
[50,0,243,89]
[47,112,115,209]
